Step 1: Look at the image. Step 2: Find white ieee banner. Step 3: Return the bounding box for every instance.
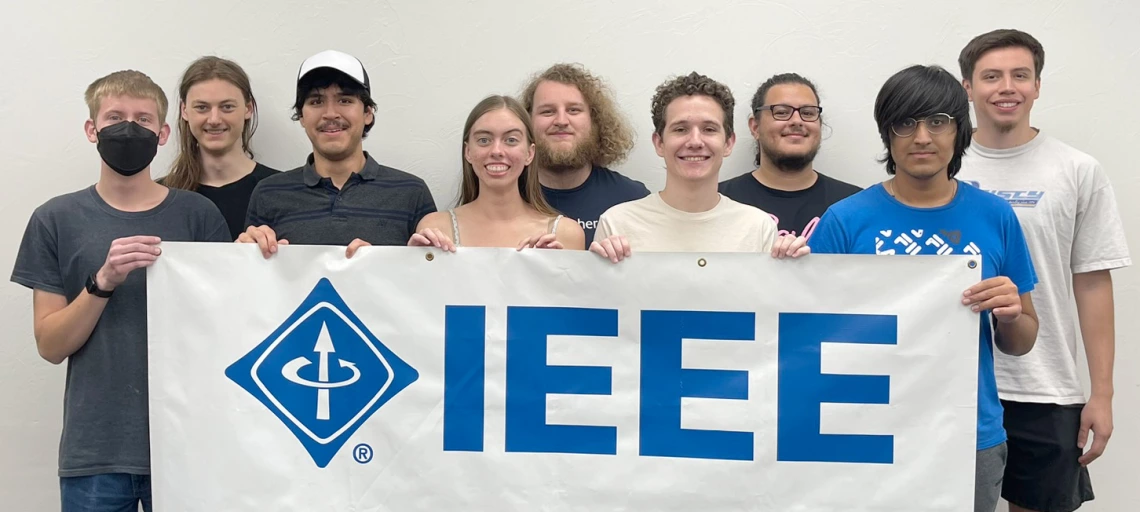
[147,243,981,512]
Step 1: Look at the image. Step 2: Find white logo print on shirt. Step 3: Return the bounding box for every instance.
[875,229,981,256]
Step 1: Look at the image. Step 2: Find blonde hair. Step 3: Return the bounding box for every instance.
[84,70,169,123]
[165,57,258,191]
[521,63,635,167]
[459,95,558,217]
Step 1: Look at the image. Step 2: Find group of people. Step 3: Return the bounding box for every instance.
[9,27,1128,512]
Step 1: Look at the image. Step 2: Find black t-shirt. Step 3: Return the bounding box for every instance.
[542,166,650,244]
[718,171,862,237]
[194,163,280,240]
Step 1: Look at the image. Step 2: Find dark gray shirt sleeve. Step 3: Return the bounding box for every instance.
[201,207,231,243]
[409,183,438,235]
[12,209,66,295]
[245,182,266,231]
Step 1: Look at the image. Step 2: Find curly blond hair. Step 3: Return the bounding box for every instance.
[521,63,635,167]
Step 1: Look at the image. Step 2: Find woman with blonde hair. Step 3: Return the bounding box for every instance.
[410,95,585,251]
[162,56,278,239]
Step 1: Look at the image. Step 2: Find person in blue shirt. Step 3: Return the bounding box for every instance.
[809,64,1039,512]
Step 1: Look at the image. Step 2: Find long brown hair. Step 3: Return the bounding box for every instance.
[165,56,258,190]
[459,95,558,217]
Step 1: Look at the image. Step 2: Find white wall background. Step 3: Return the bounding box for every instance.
[1,1,1136,510]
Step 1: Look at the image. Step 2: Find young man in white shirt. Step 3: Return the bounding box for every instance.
[590,72,806,261]
[956,29,1131,512]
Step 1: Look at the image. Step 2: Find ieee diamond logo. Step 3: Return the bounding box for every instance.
[225,278,418,468]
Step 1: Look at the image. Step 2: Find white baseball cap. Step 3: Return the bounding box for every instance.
[296,50,370,92]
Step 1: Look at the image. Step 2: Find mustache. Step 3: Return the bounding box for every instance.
[318,120,349,131]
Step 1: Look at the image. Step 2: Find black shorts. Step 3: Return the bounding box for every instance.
[1001,400,1094,512]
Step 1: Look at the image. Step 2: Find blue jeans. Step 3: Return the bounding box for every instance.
[60,473,152,512]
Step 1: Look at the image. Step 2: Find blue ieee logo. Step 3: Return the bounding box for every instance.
[225,278,418,468]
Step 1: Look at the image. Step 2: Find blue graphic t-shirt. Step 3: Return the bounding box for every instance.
[809,182,1038,450]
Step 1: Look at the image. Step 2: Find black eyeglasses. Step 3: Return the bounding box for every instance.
[891,113,955,137]
[755,104,822,122]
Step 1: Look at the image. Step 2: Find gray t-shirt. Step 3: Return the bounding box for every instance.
[10,185,229,477]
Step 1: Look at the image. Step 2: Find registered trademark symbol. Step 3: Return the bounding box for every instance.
[353,443,373,464]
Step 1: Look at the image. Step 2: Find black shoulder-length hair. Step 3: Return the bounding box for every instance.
[873,65,972,178]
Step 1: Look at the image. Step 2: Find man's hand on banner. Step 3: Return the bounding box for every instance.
[97,235,163,290]
[237,225,288,259]
[517,233,563,251]
[589,235,631,263]
[346,239,372,258]
[962,277,1021,322]
[968,277,1038,356]
[771,235,809,260]
[408,228,456,252]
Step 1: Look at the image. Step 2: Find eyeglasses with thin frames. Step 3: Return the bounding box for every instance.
[755,104,822,122]
[891,113,955,137]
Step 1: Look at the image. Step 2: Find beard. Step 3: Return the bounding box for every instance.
[535,132,601,172]
[757,138,820,173]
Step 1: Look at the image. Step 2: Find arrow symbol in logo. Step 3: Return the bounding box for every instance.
[281,322,360,421]
[314,324,334,420]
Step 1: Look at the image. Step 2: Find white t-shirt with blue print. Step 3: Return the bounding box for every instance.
[809,181,1038,451]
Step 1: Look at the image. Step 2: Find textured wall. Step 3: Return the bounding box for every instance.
[1,1,1136,510]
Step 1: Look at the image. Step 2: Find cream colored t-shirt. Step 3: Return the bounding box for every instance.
[595,192,778,252]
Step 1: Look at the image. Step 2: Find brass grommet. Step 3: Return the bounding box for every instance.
[697,258,707,267]
[426,252,435,261]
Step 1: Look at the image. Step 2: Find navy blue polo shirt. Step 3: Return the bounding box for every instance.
[541,165,649,244]
[245,152,436,246]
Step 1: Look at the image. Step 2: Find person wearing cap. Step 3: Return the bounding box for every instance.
[239,50,437,258]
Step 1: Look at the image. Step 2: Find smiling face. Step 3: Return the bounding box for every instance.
[181,78,251,154]
[750,83,821,171]
[530,80,597,170]
[299,84,373,161]
[963,46,1040,134]
[653,94,735,184]
[464,107,536,192]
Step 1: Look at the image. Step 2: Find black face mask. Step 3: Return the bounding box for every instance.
[96,121,159,176]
